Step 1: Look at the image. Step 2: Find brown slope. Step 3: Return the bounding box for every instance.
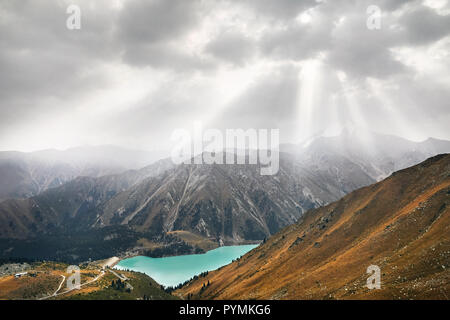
[176,154,450,300]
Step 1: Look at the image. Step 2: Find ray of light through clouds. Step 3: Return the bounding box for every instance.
[0,0,449,152]
[296,58,322,142]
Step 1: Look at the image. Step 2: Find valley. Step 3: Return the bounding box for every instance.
[0,132,449,300]
[3,131,447,263]
[176,154,450,299]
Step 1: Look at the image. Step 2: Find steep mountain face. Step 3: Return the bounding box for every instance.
[0,153,374,243]
[177,154,450,300]
[0,159,174,239]
[79,152,376,243]
[0,146,166,201]
[2,132,449,262]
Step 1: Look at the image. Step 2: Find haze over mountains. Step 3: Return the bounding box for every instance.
[0,130,449,262]
[282,127,450,181]
[0,158,174,239]
[0,146,167,201]
[177,154,450,299]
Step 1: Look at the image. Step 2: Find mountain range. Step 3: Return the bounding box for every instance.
[176,154,450,299]
[282,128,450,181]
[0,146,167,201]
[0,130,449,262]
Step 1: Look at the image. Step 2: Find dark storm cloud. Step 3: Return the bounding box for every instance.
[121,42,216,71]
[241,0,318,19]
[118,0,200,44]
[377,0,417,11]
[325,9,409,79]
[400,6,450,45]
[0,0,449,150]
[211,64,299,130]
[205,31,257,66]
[251,0,450,79]
[324,1,450,78]
[0,0,118,135]
[260,16,332,61]
[116,0,212,70]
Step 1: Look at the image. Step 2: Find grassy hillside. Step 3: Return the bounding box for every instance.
[0,260,177,300]
[65,270,176,300]
[176,154,450,300]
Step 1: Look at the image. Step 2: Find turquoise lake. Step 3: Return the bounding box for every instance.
[114,244,258,287]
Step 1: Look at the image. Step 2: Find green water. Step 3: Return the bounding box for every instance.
[115,244,258,287]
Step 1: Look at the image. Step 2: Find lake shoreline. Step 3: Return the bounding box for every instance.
[114,244,259,287]
[118,239,262,261]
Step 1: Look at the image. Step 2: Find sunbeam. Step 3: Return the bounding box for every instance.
[337,72,375,153]
[366,78,421,140]
[296,59,322,143]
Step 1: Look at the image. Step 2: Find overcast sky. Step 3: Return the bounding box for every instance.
[0,0,449,152]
